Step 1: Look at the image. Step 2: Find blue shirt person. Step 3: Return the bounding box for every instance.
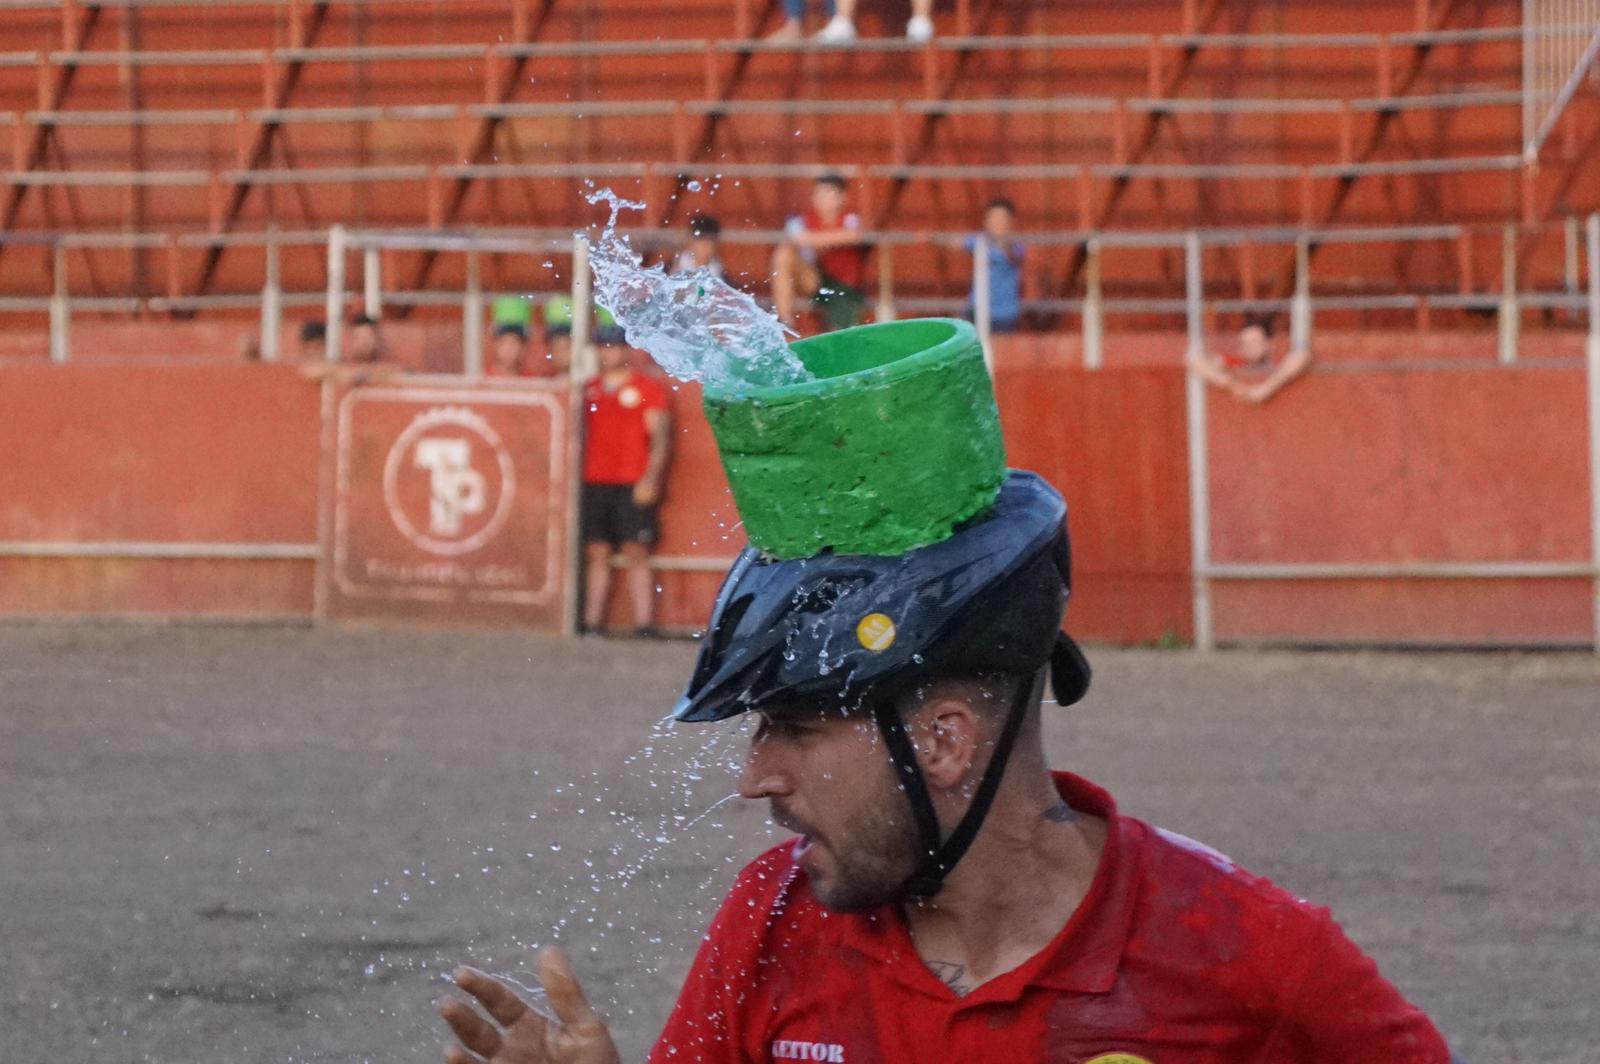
[965,199,1026,332]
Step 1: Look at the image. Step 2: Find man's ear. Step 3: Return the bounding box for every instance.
[909,697,982,790]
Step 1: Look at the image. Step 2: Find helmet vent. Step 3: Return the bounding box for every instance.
[790,576,864,615]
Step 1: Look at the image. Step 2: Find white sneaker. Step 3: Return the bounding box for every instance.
[816,15,856,43]
[906,15,934,42]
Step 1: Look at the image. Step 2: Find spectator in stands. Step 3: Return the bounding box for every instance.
[488,323,534,377]
[298,320,327,361]
[299,313,399,385]
[674,214,725,280]
[581,334,672,638]
[773,0,935,42]
[966,198,1027,334]
[772,174,870,332]
[348,313,385,364]
[1187,312,1312,405]
[487,297,541,378]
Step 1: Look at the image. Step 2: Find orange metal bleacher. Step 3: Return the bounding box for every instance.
[0,0,1595,319]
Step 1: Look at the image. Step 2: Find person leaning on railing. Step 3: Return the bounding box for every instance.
[1186,311,1312,405]
[299,312,403,387]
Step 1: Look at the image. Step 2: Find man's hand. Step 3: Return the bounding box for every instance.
[440,950,620,1064]
[632,479,660,507]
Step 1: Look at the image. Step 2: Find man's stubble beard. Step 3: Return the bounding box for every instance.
[803,770,922,914]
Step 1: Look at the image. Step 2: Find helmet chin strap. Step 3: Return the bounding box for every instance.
[871,678,1035,899]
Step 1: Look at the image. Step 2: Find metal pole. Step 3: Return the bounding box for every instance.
[463,247,484,379]
[49,243,70,365]
[324,225,346,362]
[1184,231,1214,650]
[362,246,381,319]
[973,233,993,371]
[1083,238,1104,370]
[1565,214,1581,297]
[260,227,281,362]
[876,241,896,322]
[570,235,594,380]
[1498,222,1519,364]
[563,235,593,638]
[1586,211,1600,653]
[1291,235,1312,351]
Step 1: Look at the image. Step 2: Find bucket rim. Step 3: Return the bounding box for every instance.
[702,317,979,406]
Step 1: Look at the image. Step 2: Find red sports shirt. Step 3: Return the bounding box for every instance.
[582,369,669,485]
[789,209,868,289]
[649,772,1450,1064]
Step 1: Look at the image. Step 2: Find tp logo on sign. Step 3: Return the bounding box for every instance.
[383,407,516,556]
[413,437,485,537]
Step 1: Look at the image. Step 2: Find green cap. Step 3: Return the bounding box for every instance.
[543,295,574,335]
[492,296,533,328]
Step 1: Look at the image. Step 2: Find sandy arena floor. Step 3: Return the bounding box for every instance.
[1,623,1596,1063]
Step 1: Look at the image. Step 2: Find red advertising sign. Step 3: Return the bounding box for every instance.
[322,383,572,629]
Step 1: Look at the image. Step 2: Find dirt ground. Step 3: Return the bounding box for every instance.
[1,622,1596,1063]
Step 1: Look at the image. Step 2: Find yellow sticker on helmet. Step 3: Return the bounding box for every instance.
[856,613,897,652]
[1085,1055,1155,1064]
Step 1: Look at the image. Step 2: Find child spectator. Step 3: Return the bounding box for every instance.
[1187,312,1313,405]
[487,297,543,378]
[674,214,725,280]
[488,323,534,377]
[966,198,1027,334]
[771,174,869,331]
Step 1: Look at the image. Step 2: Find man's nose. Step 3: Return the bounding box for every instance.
[737,739,792,800]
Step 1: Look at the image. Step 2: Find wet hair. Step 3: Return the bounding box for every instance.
[1240,311,1277,337]
[350,313,379,329]
[985,198,1017,216]
[299,320,326,344]
[688,213,721,238]
[815,173,848,192]
[890,669,1037,733]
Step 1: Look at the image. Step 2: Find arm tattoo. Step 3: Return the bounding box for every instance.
[927,961,974,997]
[1042,801,1080,824]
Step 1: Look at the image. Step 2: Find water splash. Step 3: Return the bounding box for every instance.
[583,188,811,389]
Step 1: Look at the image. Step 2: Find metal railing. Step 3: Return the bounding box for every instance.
[9,217,1595,370]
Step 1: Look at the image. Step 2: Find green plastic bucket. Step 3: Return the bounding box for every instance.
[702,318,1006,558]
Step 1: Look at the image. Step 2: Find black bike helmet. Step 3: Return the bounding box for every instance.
[675,469,1091,896]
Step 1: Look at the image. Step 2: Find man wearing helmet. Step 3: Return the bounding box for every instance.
[441,472,1460,1064]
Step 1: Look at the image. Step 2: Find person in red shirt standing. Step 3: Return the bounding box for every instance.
[441,473,1464,1064]
[579,330,671,638]
[771,174,871,332]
